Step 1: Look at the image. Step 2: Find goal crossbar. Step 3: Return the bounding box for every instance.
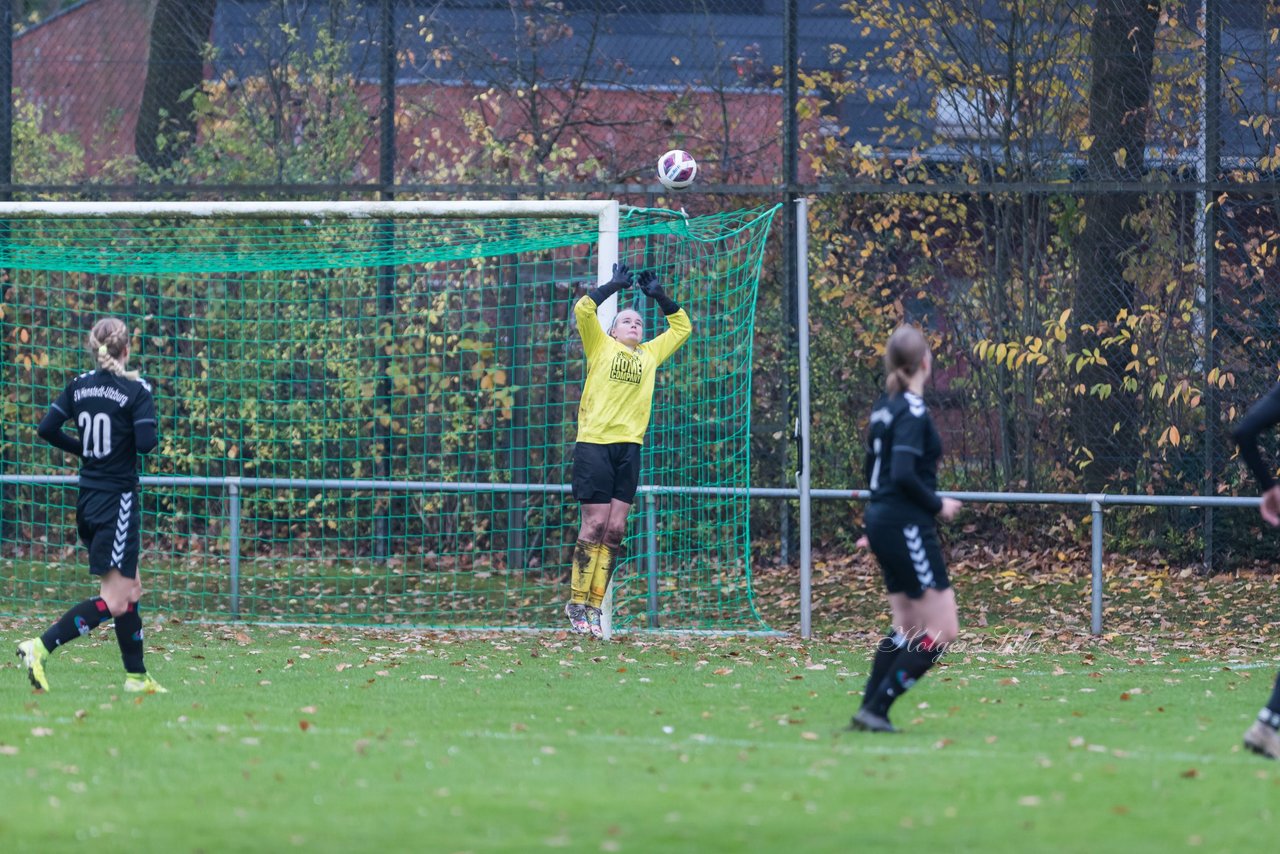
[0,200,620,219]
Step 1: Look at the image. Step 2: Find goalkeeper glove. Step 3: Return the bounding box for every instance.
[587,262,634,303]
[636,270,680,315]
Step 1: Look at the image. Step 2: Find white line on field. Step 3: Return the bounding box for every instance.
[458,727,1247,766]
[0,709,1256,767]
[972,660,1278,678]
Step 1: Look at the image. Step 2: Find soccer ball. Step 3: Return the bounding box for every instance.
[656,149,698,190]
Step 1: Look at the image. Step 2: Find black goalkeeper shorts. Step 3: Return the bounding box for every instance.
[865,506,950,600]
[572,441,641,505]
[76,488,142,579]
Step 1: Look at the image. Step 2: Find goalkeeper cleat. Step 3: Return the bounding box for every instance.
[124,673,168,694]
[585,606,604,640]
[848,708,896,734]
[1244,720,1280,759]
[17,639,50,692]
[565,602,590,635]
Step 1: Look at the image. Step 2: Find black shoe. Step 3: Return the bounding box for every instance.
[847,707,896,733]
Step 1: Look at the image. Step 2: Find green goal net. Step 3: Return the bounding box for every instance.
[0,202,777,631]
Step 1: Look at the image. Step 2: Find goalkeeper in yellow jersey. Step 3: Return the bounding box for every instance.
[566,262,692,638]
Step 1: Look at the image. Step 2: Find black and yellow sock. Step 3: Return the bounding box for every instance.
[114,602,145,675]
[571,540,599,605]
[41,596,110,651]
[586,544,617,609]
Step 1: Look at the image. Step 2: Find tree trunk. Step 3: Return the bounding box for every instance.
[1071,0,1159,490]
[135,0,217,170]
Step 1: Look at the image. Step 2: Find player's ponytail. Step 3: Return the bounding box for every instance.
[88,317,140,381]
[884,324,929,395]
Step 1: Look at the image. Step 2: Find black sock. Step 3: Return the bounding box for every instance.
[1259,672,1280,729]
[864,635,946,717]
[40,597,110,651]
[114,602,145,674]
[861,631,906,709]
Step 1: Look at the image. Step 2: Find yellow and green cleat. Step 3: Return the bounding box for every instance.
[16,638,50,692]
[124,673,168,694]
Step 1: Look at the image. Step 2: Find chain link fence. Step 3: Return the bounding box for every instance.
[4,0,1280,564]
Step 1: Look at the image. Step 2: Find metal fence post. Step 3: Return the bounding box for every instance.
[1201,0,1222,572]
[795,196,812,639]
[228,477,241,620]
[645,490,660,629]
[374,0,397,562]
[0,2,10,548]
[1090,495,1104,635]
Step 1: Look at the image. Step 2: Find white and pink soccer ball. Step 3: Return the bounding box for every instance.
[656,149,698,190]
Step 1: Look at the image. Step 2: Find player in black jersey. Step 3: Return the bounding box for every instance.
[1231,383,1280,757]
[17,317,165,694]
[849,324,961,733]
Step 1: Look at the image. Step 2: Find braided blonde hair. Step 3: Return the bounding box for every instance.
[884,324,930,395]
[88,317,139,381]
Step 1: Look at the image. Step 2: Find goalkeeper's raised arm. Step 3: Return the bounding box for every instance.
[565,264,692,637]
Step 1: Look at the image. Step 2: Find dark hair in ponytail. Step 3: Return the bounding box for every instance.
[884,324,930,395]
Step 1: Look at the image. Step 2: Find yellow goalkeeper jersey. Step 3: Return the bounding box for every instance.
[574,294,693,445]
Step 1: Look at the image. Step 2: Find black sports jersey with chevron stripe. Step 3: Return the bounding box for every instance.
[48,370,157,492]
[864,391,943,518]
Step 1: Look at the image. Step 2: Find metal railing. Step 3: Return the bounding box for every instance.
[793,488,1262,638]
[0,473,1260,637]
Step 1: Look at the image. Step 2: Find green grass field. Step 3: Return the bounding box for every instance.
[2,615,1277,853]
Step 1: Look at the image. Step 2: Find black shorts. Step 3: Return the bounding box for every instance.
[76,488,142,579]
[865,507,949,599]
[572,441,641,504]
